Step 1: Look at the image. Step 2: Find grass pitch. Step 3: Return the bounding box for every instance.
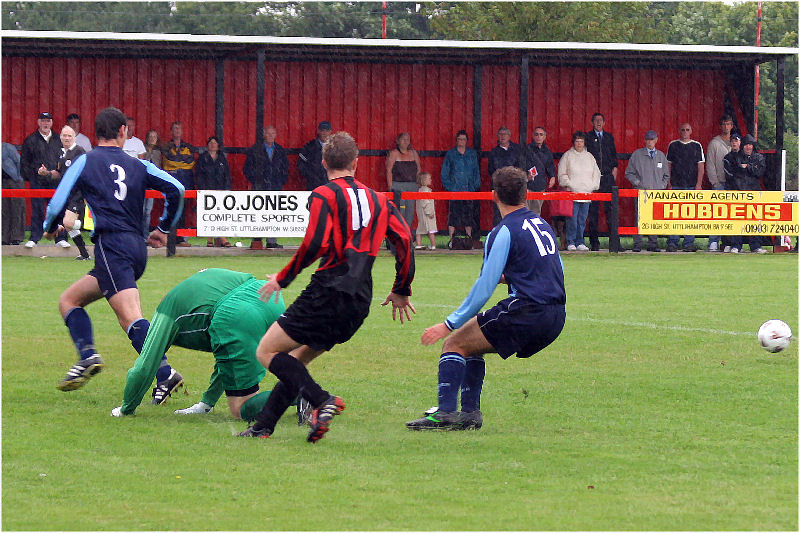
[2,252,797,530]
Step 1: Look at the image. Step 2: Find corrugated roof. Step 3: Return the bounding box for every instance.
[2,30,797,68]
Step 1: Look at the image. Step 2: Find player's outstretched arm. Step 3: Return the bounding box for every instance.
[421,322,451,345]
[258,274,282,303]
[381,292,416,324]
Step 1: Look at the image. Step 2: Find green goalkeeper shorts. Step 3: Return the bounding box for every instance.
[208,279,285,393]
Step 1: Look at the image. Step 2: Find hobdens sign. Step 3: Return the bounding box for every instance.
[638,190,799,235]
[197,190,311,237]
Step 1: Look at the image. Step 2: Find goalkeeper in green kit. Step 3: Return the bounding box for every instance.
[111,268,285,421]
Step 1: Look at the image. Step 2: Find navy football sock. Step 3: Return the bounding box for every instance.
[460,356,485,412]
[64,307,96,360]
[155,355,172,382]
[126,318,150,353]
[268,352,329,408]
[437,352,466,413]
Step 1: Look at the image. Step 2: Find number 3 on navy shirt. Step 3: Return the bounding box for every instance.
[110,164,127,201]
[522,217,556,256]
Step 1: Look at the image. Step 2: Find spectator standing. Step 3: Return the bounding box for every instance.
[558,131,600,251]
[67,113,92,153]
[585,113,619,251]
[415,171,438,250]
[625,130,670,252]
[122,117,145,160]
[20,112,61,248]
[386,132,422,235]
[195,135,232,248]
[2,141,25,245]
[705,115,734,251]
[488,126,524,224]
[41,125,90,258]
[298,121,331,191]
[519,126,556,216]
[723,133,767,254]
[162,121,196,246]
[142,130,162,239]
[441,130,480,246]
[244,125,289,249]
[666,123,705,252]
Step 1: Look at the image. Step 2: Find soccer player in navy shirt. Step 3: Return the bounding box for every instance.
[43,107,186,395]
[238,131,416,442]
[407,166,566,430]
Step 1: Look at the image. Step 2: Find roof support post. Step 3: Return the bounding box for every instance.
[775,55,785,154]
[473,63,482,156]
[519,55,529,147]
[215,58,224,142]
[256,48,265,145]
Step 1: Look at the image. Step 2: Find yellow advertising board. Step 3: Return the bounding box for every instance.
[638,190,799,235]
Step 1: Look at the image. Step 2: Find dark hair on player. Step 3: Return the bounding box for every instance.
[719,114,733,124]
[492,166,527,206]
[322,131,359,171]
[572,130,586,143]
[95,107,128,141]
[591,112,604,121]
[455,129,468,140]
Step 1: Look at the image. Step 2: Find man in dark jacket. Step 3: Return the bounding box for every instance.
[585,113,618,251]
[723,133,767,254]
[519,126,556,216]
[244,125,289,249]
[21,112,62,248]
[297,121,331,191]
[488,126,523,225]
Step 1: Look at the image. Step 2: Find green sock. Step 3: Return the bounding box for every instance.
[240,390,272,422]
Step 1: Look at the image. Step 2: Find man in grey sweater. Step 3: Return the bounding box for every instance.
[625,130,670,252]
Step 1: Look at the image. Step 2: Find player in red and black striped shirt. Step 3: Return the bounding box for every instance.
[239,131,416,443]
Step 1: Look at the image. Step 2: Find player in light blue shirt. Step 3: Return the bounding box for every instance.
[408,166,566,430]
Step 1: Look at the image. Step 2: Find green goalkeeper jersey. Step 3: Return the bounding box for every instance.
[120,268,285,414]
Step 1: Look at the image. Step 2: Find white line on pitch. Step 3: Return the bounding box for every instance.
[374,299,753,336]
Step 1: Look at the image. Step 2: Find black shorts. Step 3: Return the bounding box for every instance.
[448,199,475,228]
[89,231,147,299]
[66,198,85,216]
[477,298,565,359]
[278,279,371,352]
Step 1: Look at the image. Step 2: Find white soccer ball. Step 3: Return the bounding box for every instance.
[757,320,793,353]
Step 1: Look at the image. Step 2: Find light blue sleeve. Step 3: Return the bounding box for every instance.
[139,159,185,231]
[445,225,511,330]
[44,153,86,231]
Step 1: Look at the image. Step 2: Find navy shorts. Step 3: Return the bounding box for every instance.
[89,231,147,299]
[476,298,565,359]
[278,279,371,352]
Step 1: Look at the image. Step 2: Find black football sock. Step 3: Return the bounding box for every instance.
[69,230,89,258]
[268,352,330,408]
[252,380,295,432]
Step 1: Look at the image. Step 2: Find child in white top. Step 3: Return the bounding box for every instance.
[415,171,437,250]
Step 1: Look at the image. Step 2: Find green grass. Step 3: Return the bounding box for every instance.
[2,252,797,530]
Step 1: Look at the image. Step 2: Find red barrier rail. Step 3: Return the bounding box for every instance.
[3,188,636,247]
